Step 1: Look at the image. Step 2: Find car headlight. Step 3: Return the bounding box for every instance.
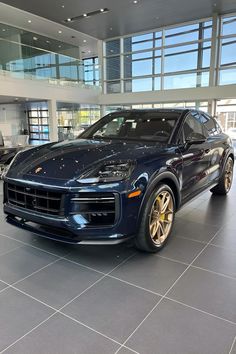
[77,160,136,183]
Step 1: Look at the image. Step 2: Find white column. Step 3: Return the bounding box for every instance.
[100,105,107,117]
[209,12,220,87]
[97,40,105,93]
[48,99,58,142]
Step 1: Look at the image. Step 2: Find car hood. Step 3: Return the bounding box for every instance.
[6,138,164,181]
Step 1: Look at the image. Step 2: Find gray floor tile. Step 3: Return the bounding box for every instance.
[16,259,103,309]
[0,280,8,291]
[193,244,236,278]
[0,287,53,352]
[20,235,78,257]
[172,218,219,243]
[230,339,236,354]
[158,235,205,264]
[65,244,135,273]
[0,234,22,256]
[63,277,159,343]
[117,347,137,354]
[111,253,187,294]
[211,226,236,249]
[180,208,231,226]
[0,245,58,284]
[127,298,236,354]
[4,313,119,354]
[224,216,236,229]
[168,267,236,322]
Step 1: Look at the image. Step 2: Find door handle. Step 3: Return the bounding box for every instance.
[204,148,210,154]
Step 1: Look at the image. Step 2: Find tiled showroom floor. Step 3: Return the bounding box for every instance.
[0,169,236,354]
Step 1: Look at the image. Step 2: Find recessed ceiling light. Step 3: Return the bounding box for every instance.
[133,0,139,3]
[110,27,113,30]
[15,98,19,100]
[46,40,50,43]
[58,45,62,48]
[100,8,105,12]
[33,36,38,41]
[67,18,72,22]
[58,30,62,33]
[88,50,91,53]
[2,28,6,32]
[61,4,65,8]
[83,13,87,17]
[28,20,32,23]
[83,39,87,43]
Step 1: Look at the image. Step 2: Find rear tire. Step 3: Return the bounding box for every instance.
[211,156,234,195]
[135,184,175,253]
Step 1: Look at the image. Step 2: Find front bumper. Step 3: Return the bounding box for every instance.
[3,179,141,244]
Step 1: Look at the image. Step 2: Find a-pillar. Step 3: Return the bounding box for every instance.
[48,99,58,142]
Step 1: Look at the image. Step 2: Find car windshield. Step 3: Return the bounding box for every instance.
[81,111,181,142]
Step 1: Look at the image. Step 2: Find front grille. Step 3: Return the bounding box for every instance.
[70,192,118,227]
[5,183,64,216]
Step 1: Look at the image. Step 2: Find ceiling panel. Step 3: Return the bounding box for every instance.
[1,0,236,39]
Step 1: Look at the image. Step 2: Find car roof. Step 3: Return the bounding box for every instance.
[108,108,212,117]
[109,108,190,114]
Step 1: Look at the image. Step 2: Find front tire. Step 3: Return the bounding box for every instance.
[211,156,234,195]
[135,184,175,253]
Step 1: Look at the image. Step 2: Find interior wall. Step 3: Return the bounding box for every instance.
[0,103,27,139]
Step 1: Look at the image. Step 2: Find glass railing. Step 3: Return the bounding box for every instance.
[0,38,101,88]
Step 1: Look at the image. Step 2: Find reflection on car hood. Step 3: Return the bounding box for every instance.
[6,138,164,180]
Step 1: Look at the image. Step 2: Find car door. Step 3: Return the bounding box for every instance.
[199,112,226,184]
[179,112,212,201]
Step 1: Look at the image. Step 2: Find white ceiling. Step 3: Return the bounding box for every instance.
[1,0,236,40]
[0,3,99,58]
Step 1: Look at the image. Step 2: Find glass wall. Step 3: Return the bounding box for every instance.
[0,23,100,87]
[216,99,236,135]
[104,101,209,113]
[57,103,100,141]
[83,57,100,86]
[104,19,212,93]
[219,15,236,85]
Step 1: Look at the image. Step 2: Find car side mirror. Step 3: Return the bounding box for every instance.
[185,133,206,146]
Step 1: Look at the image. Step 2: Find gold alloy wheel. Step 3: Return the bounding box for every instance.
[149,191,174,246]
[224,158,234,192]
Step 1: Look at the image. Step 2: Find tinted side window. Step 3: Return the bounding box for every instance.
[199,113,218,136]
[183,114,206,141]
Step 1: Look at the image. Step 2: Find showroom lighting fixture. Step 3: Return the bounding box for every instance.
[33,36,38,41]
[2,28,6,32]
[64,8,109,23]
[28,20,32,23]
[83,39,87,43]
[133,0,139,4]
[58,30,62,33]
[61,4,65,8]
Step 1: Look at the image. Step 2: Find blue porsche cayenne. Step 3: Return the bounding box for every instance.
[3,109,234,252]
